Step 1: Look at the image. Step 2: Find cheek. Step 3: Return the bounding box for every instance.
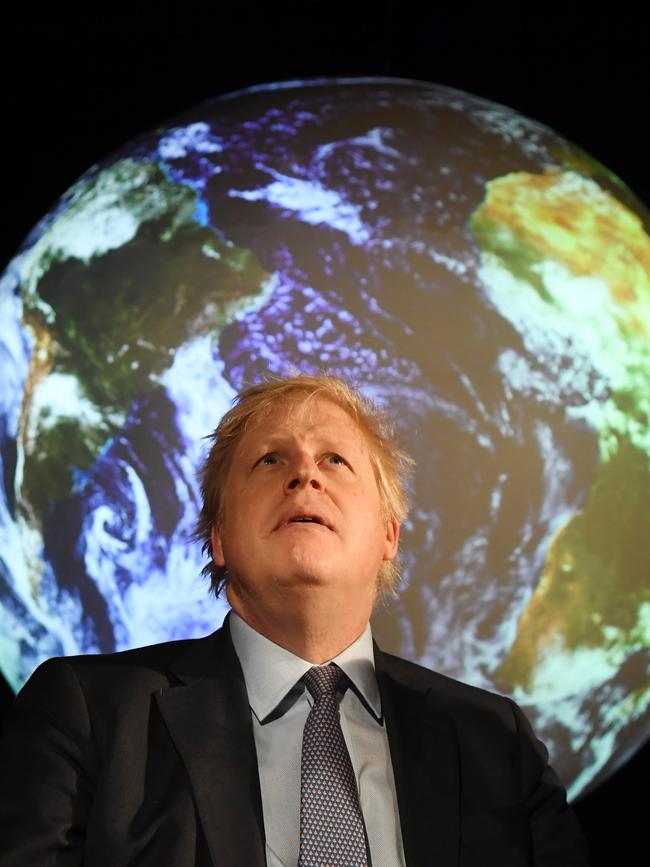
[220,499,264,552]
[353,478,384,514]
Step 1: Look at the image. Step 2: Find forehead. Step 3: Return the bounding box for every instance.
[239,395,368,451]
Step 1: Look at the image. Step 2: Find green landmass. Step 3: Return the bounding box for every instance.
[470,217,553,301]
[547,142,650,222]
[496,437,650,691]
[21,417,109,520]
[31,219,265,409]
[20,159,269,523]
[471,168,650,693]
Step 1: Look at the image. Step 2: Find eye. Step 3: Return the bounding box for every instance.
[258,453,279,466]
[325,453,347,466]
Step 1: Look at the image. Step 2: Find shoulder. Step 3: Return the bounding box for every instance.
[375,649,589,863]
[375,647,523,736]
[375,647,555,791]
[11,627,227,720]
[29,632,206,681]
[42,633,206,676]
[375,646,511,707]
[3,626,236,765]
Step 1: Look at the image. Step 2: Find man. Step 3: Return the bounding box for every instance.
[0,373,589,866]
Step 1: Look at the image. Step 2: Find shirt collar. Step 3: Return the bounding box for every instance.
[228,611,382,724]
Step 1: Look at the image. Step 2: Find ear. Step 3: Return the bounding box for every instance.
[210,524,226,567]
[382,520,400,561]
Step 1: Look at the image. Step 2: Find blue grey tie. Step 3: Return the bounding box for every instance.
[298,664,368,865]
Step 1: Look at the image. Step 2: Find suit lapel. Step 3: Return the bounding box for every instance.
[155,623,266,867]
[375,649,460,867]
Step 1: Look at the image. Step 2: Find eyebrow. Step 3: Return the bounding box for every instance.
[247,434,291,454]
[245,435,361,468]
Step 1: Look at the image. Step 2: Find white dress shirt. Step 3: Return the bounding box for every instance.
[229,612,406,867]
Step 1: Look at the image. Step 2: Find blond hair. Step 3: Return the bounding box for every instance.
[195,374,413,597]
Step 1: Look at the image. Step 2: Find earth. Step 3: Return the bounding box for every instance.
[1,78,648,799]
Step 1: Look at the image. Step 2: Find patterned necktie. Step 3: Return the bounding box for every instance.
[298,664,368,866]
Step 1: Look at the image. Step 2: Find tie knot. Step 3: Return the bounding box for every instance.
[303,664,342,700]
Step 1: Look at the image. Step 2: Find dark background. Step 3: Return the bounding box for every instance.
[1,2,648,863]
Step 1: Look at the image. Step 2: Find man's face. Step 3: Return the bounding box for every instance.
[211,396,399,615]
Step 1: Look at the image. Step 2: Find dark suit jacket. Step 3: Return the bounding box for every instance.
[0,620,589,866]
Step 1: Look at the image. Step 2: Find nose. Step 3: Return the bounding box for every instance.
[284,453,323,492]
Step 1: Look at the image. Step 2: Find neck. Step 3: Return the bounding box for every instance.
[226,585,373,663]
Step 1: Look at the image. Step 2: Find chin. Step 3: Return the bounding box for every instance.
[269,547,326,580]
[273,568,335,590]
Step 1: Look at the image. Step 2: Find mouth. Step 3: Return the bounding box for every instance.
[277,512,333,531]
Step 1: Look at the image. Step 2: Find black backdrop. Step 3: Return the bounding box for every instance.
[1,3,648,864]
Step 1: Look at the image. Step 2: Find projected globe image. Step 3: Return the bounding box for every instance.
[1,79,649,799]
